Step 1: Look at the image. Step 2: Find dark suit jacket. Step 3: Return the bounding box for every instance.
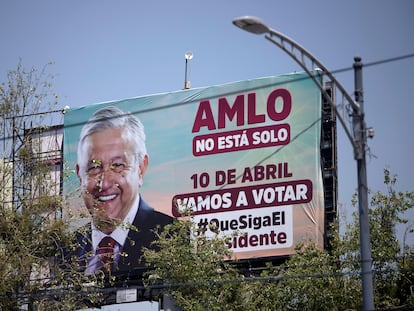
[66,197,173,283]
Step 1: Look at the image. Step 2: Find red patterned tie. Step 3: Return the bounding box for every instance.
[97,236,116,273]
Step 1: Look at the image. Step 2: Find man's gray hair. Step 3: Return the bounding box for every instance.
[77,106,147,172]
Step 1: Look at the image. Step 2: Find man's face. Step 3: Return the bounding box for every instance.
[76,128,147,233]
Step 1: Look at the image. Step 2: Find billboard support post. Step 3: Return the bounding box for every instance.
[184,51,193,89]
[233,16,374,311]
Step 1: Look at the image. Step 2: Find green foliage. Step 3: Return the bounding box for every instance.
[0,63,105,310]
[244,243,360,311]
[0,61,59,118]
[144,218,245,311]
[368,169,414,308]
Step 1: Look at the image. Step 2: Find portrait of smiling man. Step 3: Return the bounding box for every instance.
[69,105,173,279]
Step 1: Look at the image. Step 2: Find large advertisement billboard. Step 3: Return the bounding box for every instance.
[63,72,324,271]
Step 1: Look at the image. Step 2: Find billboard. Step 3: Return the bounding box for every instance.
[63,72,324,268]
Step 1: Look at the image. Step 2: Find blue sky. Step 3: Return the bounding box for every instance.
[1,1,413,309]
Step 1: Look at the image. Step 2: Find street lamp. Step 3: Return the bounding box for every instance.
[233,16,374,310]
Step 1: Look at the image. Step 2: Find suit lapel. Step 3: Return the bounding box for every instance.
[117,199,154,273]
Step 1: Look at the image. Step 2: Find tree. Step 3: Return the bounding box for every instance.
[366,168,414,308]
[0,62,104,310]
[144,169,414,310]
[144,216,245,311]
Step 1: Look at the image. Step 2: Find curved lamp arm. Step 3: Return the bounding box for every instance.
[233,16,364,160]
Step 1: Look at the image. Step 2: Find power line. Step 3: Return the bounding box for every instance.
[363,53,414,69]
[4,263,414,302]
[0,52,414,142]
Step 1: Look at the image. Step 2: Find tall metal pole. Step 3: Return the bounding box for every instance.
[184,51,193,89]
[353,56,375,310]
[232,16,375,310]
[184,58,189,89]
